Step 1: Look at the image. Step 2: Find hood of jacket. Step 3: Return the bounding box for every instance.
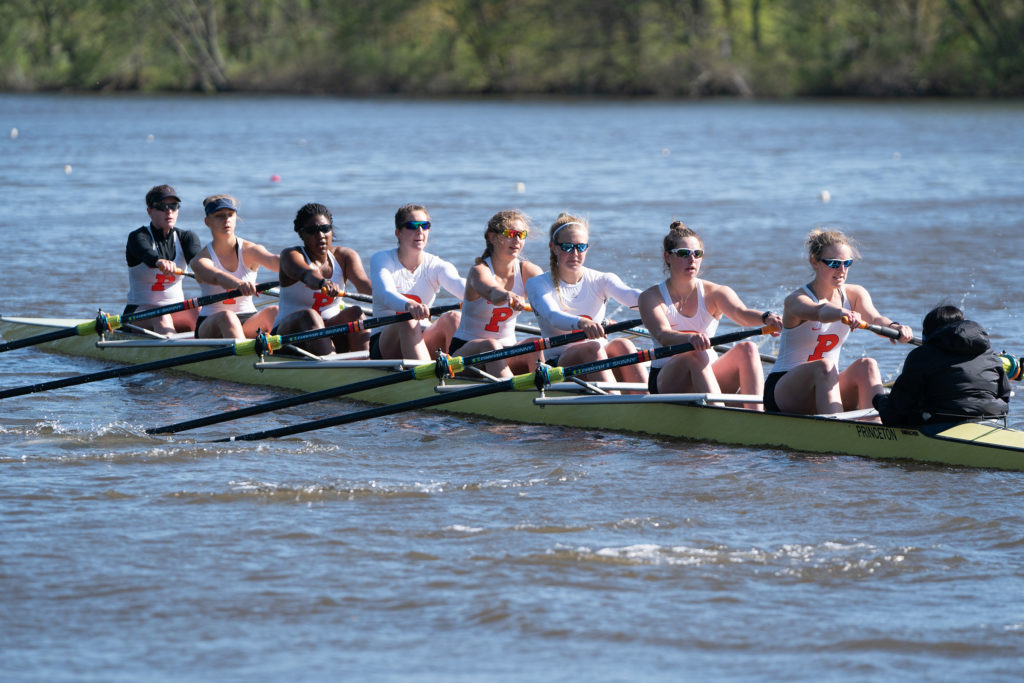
[926,320,992,357]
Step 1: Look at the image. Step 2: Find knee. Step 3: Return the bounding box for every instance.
[606,339,637,356]
[849,357,880,381]
[735,341,759,362]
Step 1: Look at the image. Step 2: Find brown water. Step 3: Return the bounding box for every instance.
[2,95,1023,681]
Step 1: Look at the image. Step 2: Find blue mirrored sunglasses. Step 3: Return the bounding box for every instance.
[819,258,853,269]
[403,220,431,231]
[557,242,589,253]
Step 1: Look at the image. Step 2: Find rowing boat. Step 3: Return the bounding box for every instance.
[2,314,1023,471]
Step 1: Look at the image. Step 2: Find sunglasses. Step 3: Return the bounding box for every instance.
[557,242,589,254]
[150,202,180,212]
[668,247,703,259]
[302,224,333,235]
[402,220,431,231]
[819,258,853,269]
[497,227,528,240]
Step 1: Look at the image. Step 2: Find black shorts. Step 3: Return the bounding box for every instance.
[763,371,786,413]
[369,333,383,360]
[195,311,255,339]
[448,336,469,355]
[647,366,661,394]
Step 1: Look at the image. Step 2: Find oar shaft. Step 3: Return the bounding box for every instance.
[220,325,770,441]
[217,380,507,442]
[277,302,460,346]
[0,346,234,400]
[0,302,459,401]
[122,281,280,325]
[148,318,643,434]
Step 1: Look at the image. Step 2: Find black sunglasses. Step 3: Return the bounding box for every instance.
[402,220,431,231]
[150,202,181,212]
[302,224,333,234]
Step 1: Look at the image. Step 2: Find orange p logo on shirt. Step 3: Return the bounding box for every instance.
[807,334,840,361]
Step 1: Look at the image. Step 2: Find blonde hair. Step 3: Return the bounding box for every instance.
[476,209,531,265]
[806,228,860,261]
[547,212,588,305]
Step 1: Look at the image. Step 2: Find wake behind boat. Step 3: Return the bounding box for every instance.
[2,314,1023,472]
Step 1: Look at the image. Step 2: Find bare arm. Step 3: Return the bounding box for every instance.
[638,284,710,350]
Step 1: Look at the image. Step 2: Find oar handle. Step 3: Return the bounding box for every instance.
[843,316,922,346]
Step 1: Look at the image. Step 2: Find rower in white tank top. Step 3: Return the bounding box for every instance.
[196,239,258,317]
[772,284,851,373]
[126,226,188,307]
[453,257,525,347]
[650,279,719,369]
[273,247,345,329]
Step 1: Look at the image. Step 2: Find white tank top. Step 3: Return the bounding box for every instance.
[273,248,346,327]
[126,226,188,307]
[773,285,851,373]
[197,240,258,317]
[652,279,719,369]
[453,258,525,346]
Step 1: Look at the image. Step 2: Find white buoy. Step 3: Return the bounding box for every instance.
[9,127,17,140]
[893,152,901,160]
[64,164,72,175]
[819,190,831,203]
[515,182,526,193]
[145,134,154,142]
[661,148,670,156]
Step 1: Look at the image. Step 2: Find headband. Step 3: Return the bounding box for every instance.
[551,221,584,240]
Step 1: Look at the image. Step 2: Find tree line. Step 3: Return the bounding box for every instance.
[1,0,1021,96]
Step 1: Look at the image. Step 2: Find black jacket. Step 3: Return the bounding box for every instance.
[873,320,1011,427]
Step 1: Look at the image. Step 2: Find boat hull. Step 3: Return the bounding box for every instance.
[3,315,1023,471]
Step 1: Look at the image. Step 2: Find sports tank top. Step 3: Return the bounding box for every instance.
[772,285,851,373]
[453,258,525,346]
[126,226,188,307]
[197,240,258,316]
[273,248,346,327]
[651,279,719,369]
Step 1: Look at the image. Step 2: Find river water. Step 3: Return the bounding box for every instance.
[2,95,1023,680]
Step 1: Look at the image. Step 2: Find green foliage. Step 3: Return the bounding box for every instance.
[0,0,1020,95]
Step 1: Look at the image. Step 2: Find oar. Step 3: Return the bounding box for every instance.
[0,281,280,353]
[846,317,923,346]
[0,303,460,400]
[147,318,644,434]
[216,324,773,442]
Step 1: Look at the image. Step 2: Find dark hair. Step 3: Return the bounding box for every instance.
[293,202,332,233]
[395,204,428,230]
[922,304,964,339]
[145,184,179,207]
[664,220,703,252]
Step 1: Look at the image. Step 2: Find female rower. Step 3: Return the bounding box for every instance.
[764,229,913,415]
[190,195,279,339]
[272,202,372,356]
[449,210,543,378]
[638,221,781,409]
[524,212,647,386]
[368,204,464,361]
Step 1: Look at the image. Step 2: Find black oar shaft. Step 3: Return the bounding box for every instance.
[0,281,280,353]
[148,318,642,434]
[0,346,234,399]
[0,302,459,401]
[218,381,507,442]
[221,325,770,441]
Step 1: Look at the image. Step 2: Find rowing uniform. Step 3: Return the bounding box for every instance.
[648,279,718,393]
[369,249,464,316]
[272,247,346,330]
[525,267,640,362]
[763,285,851,412]
[196,240,259,318]
[124,224,201,312]
[450,257,526,352]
